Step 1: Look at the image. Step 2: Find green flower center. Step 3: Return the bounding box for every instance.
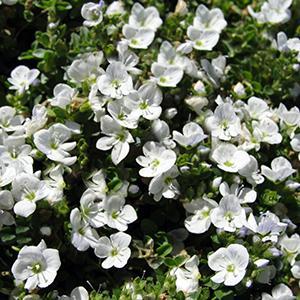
[201,209,210,218]
[112,79,121,88]
[117,113,125,120]
[91,9,100,20]
[10,149,18,159]
[221,120,229,129]
[226,264,235,272]
[51,142,58,150]
[225,211,234,221]
[152,159,160,168]
[78,228,85,235]
[224,161,234,167]
[159,77,167,83]
[25,192,36,201]
[117,132,126,142]
[111,211,119,219]
[31,263,42,274]
[164,176,173,185]
[196,40,203,47]
[111,248,118,256]
[139,101,148,110]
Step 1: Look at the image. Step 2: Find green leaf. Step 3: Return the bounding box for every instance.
[163,256,186,268]
[1,234,16,242]
[16,237,32,245]
[214,289,234,300]
[156,242,173,257]
[16,226,30,235]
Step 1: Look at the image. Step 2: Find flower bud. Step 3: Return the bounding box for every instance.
[164,108,178,119]
[233,82,246,98]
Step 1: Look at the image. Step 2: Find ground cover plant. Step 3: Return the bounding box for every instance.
[0,0,300,299]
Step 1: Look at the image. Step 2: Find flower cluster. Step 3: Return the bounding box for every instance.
[0,0,299,299]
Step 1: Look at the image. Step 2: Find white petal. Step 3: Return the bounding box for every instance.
[14,200,36,217]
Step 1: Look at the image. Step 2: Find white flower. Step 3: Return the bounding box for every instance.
[187,27,220,51]
[210,195,246,232]
[286,38,300,52]
[70,208,99,251]
[253,118,282,145]
[185,81,208,113]
[274,32,289,52]
[81,2,103,27]
[0,190,15,228]
[0,106,24,132]
[0,161,16,187]
[157,41,192,72]
[205,103,241,141]
[102,194,137,231]
[60,286,89,300]
[277,104,300,138]
[291,261,300,281]
[291,133,300,160]
[246,212,287,243]
[184,197,217,234]
[173,122,207,147]
[261,283,295,300]
[238,124,260,152]
[193,4,227,33]
[248,0,292,24]
[165,109,178,120]
[8,65,39,94]
[185,96,208,115]
[11,240,61,290]
[88,84,107,122]
[84,169,108,199]
[94,232,131,269]
[34,123,77,166]
[238,155,265,186]
[261,156,295,182]
[211,143,250,173]
[170,255,200,294]
[0,136,33,174]
[24,105,48,136]
[219,182,257,204]
[107,98,139,129]
[201,55,226,87]
[151,119,176,149]
[148,166,180,201]
[50,84,76,109]
[208,244,249,286]
[125,82,162,121]
[122,25,155,49]
[43,165,65,204]
[151,63,183,87]
[67,51,104,83]
[106,1,125,16]
[279,234,300,265]
[274,31,300,53]
[128,3,162,31]
[12,173,49,218]
[233,82,246,98]
[244,97,270,120]
[97,62,133,99]
[40,226,52,236]
[80,189,105,228]
[96,115,134,165]
[174,0,188,16]
[112,41,141,75]
[136,141,177,177]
